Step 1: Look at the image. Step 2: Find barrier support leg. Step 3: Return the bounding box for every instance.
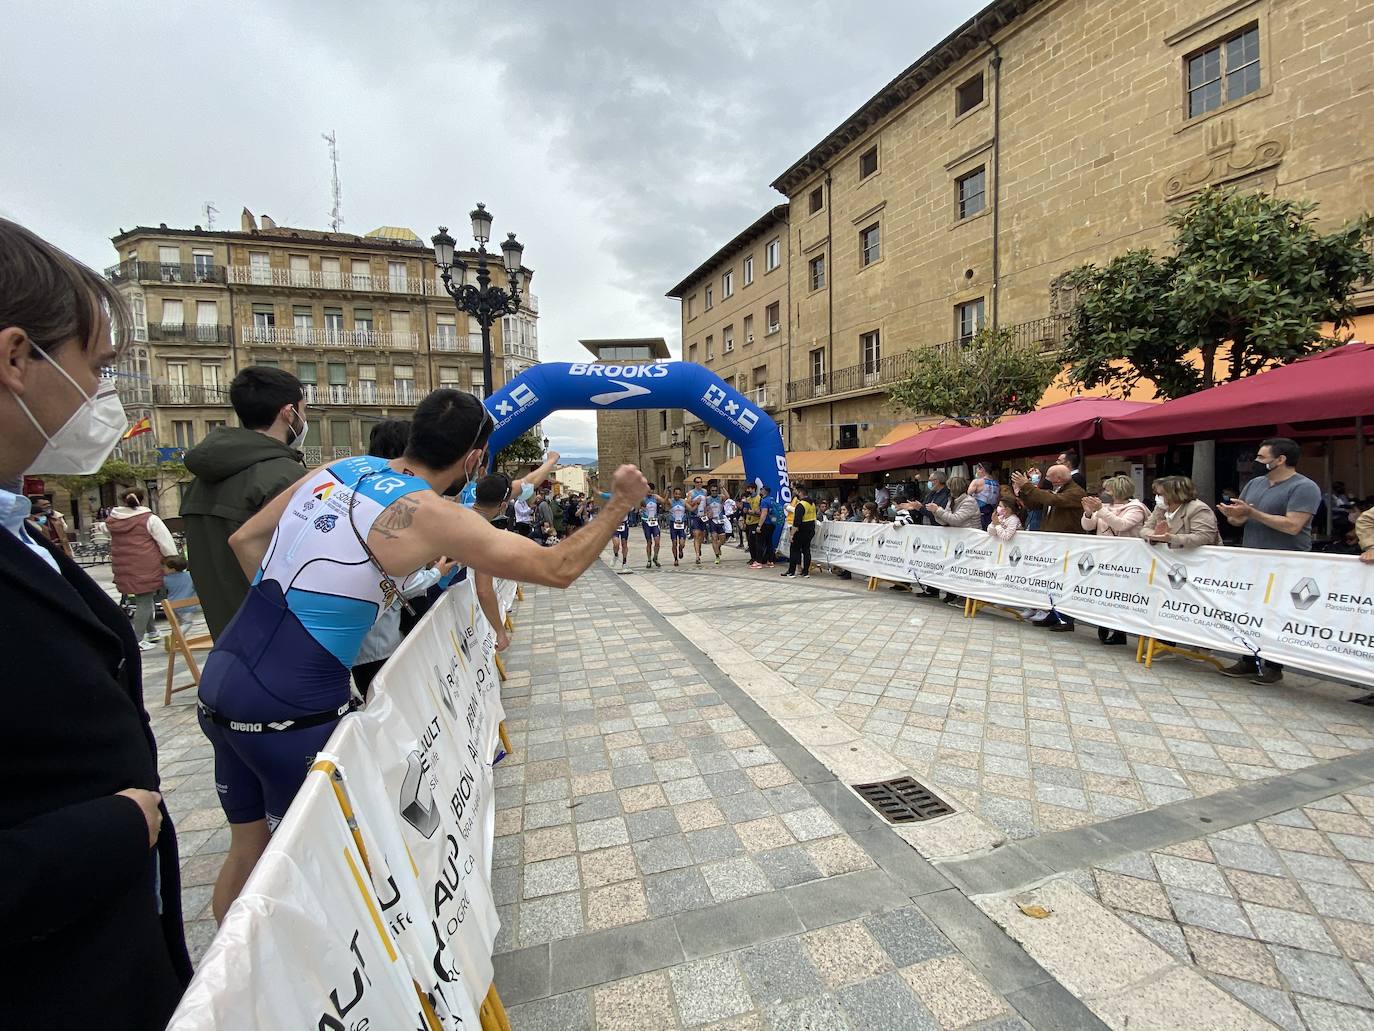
[1144,637,1227,672]
[515,585,524,602]
[498,720,513,758]
[495,653,507,682]
[481,984,513,1031]
[504,611,514,632]
[867,577,879,591]
[1136,634,1146,663]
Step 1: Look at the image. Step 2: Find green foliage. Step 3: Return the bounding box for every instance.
[886,326,1061,427]
[54,457,188,495]
[495,429,545,473]
[1061,188,1374,398]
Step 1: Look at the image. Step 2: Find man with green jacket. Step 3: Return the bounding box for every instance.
[179,367,307,639]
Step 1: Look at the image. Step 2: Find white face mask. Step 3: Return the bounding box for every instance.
[18,347,127,475]
[1154,495,1166,509]
[286,406,308,450]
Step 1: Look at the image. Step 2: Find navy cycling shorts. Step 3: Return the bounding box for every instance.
[197,582,351,826]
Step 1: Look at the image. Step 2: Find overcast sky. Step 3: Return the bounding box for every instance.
[2,1,982,456]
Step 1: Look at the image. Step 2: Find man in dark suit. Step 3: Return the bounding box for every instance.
[0,218,191,1029]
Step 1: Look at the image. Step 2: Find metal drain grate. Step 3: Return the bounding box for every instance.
[853,777,955,823]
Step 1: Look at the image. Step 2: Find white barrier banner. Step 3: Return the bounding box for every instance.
[167,773,426,1030]
[813,521,1374,685]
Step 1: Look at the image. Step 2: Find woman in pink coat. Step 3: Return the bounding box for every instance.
[1079,474,1151,645]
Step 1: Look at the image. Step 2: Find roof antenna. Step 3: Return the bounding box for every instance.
[202,201,218,230]
[322,130,343,231]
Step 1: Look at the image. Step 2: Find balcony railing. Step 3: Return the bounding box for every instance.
[153,384,230,405]
[433,334,483,353]
[105,261,227,285]
[147,323,233,344]
[240,326,419,350]
[227,266,440,296]
[785,314,1072,404]
[748,385,772,408]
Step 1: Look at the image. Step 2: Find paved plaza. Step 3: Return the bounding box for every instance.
[120,539,1374,1029]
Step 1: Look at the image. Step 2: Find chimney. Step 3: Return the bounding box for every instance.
[241,207,257,232]
[260,214,277,230]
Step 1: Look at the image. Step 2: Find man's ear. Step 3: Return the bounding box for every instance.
[0,327,33,396]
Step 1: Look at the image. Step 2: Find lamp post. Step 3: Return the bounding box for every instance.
[669,428,693,479]
[432,203,525,399]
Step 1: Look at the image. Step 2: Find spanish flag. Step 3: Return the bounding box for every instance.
[123,416,153,440]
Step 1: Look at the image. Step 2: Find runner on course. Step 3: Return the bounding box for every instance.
[687,475,708,564]
[705,485,729,565]
[755,484,778,567]
[611,508,631,568]
[195,389,648,919]
[668,487,689,567]
[641,482,665,569]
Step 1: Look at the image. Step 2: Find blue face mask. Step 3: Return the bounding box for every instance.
[519,483,534,502]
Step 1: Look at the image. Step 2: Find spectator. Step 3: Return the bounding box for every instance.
[1012,464,1088,631]
[987,496,1022,540]
[919,472,951,525]
[536,487,558,534]
[782,484,818,578]
[1056,450,1088,490]
[754,485,778,567]
[1358,503,1374,563]
[927,475,980,529]
[1141,476,1222,549]
[109,487,181,651]
[1022,465,1044,530]
[1080,474,1151,645]
[27,496,72,556]
[514,488,535,534]
[861,501,881,522]
[972,462,1000,529]
[1216,437,1322,684]
[180,366,307,639]
[0,216,192,1027]
[161,553,200,623]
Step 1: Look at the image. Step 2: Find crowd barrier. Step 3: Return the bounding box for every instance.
[812,522,1374,686]
[167,574,518,1030]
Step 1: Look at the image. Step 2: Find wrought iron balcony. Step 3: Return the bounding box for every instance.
[240,326,419,350]
[105,261,226,285]
[152,384,230,405]
[147,323,233,344]
[433,333,483,353]
[785,314,1072,405]
[227,266,441,296]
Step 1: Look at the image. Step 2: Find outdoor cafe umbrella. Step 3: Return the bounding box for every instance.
[838,424,977,473]
[917,396,1158,465]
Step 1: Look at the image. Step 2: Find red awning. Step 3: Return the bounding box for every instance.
[1099,342,1374,442]
[839,424,977,473]
[920,396,1159,464]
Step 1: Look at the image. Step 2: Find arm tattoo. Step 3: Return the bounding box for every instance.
[373,497,419,540]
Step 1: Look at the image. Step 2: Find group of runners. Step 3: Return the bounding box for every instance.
[609,475,783,570]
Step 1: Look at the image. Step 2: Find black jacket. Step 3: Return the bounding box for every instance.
[180,426,305,638]
[0,526,192,1029]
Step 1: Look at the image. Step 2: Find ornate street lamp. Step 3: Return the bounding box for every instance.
[432,203,525,398]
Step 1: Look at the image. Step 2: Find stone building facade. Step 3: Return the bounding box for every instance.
[107,209,538,502]
[643,0,1373,459]
[579,338,676,488]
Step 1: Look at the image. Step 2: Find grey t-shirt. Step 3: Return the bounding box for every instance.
[1239,472,1321,552]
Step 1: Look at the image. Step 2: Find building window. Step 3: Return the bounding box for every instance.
[722,270,734,298]
[688,342,698,363]
[860,223,881,267]
[249,251,270,285]
[765,238,781,271]
[861,330,881,377]
[809,186,824,214]
[723,325,734,353]
[858,145,878,180]
[956,299,986,342]
[206,420,226,433]
[251,303,275,332]
[743,314,754,343]
[172,420,195,448]
[766,302,781,334]
[809,254,826,291]
[327,362,348,403]
[701,444,711,470]
[659,411,668,431]
[1187,25,1261,118]
[955,73,984,116]
[838,423,860,448]
[323,306,343,343]
[469,369,484,398]
[192,249,215,281]
[957,167,986,220]
[321,257,341,288]
[330,419,352,454]
[387,260,407,291]
[436,313,457,350]
[705,286,714,310]
[438,366,460,390]
[810,347,826,384]
[598,345,653,360]
[394,365,415,403]
[160,299,184,328]
[358,364,377,403]
[705,334,714,360]
[687,295,696,319]
[296,361,317,403]
[743,256,754,286]
[353,308,374,336]
[350,259,371,289]
[200,361,222,392]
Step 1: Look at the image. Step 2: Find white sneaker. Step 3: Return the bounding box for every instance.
[138,638,159,651]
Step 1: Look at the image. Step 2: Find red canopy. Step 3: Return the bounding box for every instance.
[919,396,1158,464]
[839,424,977,473]
[1099,342,1374,442]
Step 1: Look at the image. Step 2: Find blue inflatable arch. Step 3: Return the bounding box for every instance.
[484,360,793,511]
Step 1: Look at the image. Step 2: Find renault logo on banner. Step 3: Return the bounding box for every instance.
[1290,577,1322,611]
[953,541,966,560]
[399,750,440,838]
[1167,564,1190,589]
[1077,553,1097,576]
[1007,546,1022,567]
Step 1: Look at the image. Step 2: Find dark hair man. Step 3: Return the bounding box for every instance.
[1216,437,1322,684]
[196,388,648,919]
[180,366,307,638]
